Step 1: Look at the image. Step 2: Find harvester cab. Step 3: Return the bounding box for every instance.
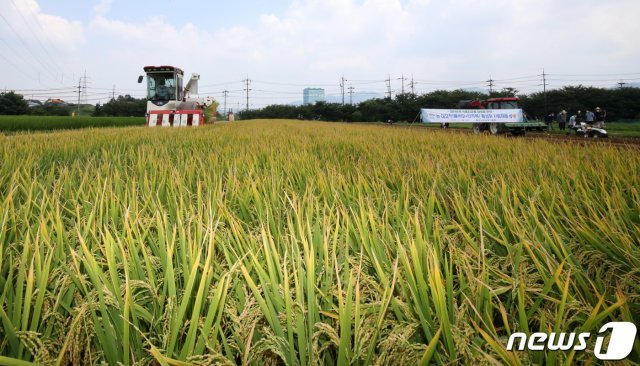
[138,66,210,127]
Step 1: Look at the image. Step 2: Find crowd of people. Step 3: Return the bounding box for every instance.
[544,107,606,131]
[544,107,607,130]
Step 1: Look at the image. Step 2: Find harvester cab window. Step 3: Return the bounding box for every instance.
[148,73,176,101]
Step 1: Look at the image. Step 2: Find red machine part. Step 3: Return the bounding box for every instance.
[147,109,204,127]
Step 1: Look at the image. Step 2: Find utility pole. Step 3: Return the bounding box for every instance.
[348,86,355,105]
[222,90,229,117]
[487,75,495,96]
[618,80,627,89]
[76,78,81,117]
[82,70,88,105]
[409,75,416,95]
[385,75,392,99]
[243,78,251,111]
[340,76,346,106]
[112,85,115,100]
[541,68,547,113]
[397,73,408,94]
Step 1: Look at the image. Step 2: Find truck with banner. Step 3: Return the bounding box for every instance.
[421,97,548,135]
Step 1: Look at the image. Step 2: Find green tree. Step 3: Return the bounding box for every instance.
[30,104,70,116]
[93,103,104,116]
[98,95,147,117]
[0,91,29,115]
[234,86,640,123]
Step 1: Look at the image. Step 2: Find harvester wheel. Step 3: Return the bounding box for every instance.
[511,128,526,136]
[489,123,499,135]
[473,125,481,134]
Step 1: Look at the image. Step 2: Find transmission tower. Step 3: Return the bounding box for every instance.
[540,68,548,112]
[385,75,392,99]
[222,90,229,117]
[487,75,495,95]
[409,75,416,95]
[340,76,346,106]
[397,73,408,94]
[243,78,251,111]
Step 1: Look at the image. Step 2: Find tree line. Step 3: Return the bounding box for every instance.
[0,92,146,117]
[2,86,640,122]
[239,86,640,122]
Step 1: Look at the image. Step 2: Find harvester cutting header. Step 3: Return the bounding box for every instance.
[138,65,214,127]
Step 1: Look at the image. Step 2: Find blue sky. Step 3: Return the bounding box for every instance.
[1,0,639,107]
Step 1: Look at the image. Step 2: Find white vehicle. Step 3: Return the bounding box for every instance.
[138,65,213,127]
[573,122,608,138]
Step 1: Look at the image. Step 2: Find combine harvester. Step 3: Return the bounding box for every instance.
[138,66,214,127]
[421,97,547,136]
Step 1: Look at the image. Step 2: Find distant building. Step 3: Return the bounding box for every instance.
[303,88,325,105]
[45,98,67,106]
[26,99,42,108]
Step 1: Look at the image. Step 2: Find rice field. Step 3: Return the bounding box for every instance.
[0,119,638,365]
[0,115,145,132]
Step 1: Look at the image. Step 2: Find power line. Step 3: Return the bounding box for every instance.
[253,79,336,87]
[8,0,66,79]
[0,49,40,84]
[0,12,60,84]
[551,72,640,77]
[0,37,44,82]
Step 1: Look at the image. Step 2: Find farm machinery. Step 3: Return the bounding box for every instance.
[456,97,548,135]
[138,66,214,127]
[573,122,608,138]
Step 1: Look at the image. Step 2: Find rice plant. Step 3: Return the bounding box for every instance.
[0,120,638,365]
[0,115,144,132]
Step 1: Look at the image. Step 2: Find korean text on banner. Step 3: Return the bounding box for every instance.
[421,109,524,123]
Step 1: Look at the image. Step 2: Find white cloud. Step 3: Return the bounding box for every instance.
[2,0,640,102]
[1,0,84,50]
[93,0,113,17]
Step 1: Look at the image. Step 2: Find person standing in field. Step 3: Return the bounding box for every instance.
[545,112,555,130]
[585,109,595,125]
[594,107,606,128]
[557,110,567,130]
[568,113,577,134]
